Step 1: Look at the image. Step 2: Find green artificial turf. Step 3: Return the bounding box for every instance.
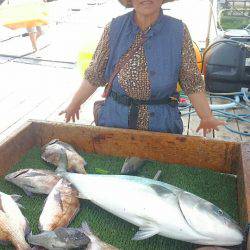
[0,146,239,250]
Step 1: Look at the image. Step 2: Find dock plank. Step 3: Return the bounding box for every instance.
[0,94,71,141]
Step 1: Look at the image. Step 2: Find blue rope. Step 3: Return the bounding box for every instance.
[180,95,250,136]
[224,125,250,136]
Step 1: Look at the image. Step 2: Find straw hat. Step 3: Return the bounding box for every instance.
[118,0,175,8]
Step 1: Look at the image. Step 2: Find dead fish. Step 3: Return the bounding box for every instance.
[121,157,146,174]
[41,139,87,174]
[27,226,90,250]
[39,178,80,231]
[0,192,31,250]
[81,222,119,250]
[5,169,61,196]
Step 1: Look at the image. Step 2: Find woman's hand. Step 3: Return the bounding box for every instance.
[59,102,81,123]
[58,79,98,123]
[196,116,226,137]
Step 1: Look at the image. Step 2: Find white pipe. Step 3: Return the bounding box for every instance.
[209,96,240,110]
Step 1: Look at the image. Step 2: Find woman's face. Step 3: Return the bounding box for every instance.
[131,0,163,16]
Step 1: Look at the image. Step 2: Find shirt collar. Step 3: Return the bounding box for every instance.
[126,8,164,37]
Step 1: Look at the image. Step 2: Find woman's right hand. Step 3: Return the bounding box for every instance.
[59,103,81,123]
[58,79,98,123]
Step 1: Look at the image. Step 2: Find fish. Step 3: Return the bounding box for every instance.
[39,178,80,231]
[27,225,90,249]
[0,191,31,250]
[41,139,87,174]
[121,157,146,174]
[57,150,243,246]
[195,247,229,250]
[5,168,61,196]
[81,221,119,250]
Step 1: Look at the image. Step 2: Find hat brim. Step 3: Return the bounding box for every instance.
[118,0,175,8]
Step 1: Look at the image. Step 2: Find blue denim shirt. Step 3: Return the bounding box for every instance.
[99,10,184,134]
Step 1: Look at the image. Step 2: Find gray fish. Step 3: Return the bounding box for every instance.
[28,226,90,250]
[121,157,146,174]
[81,222,119,250]
[39,178,80,231]
[5,169,61,196]
[41,139,87,174]
[0,191,31,250]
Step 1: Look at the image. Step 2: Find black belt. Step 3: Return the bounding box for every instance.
[109,90,178,129]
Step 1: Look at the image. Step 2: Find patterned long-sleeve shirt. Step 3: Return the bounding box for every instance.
[85,15,205,131]
[85,23,205,95]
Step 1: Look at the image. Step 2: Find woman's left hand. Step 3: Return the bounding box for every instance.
[196,116,226,137]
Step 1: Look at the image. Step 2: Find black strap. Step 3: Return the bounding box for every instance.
[110,90,178,106]
[110,90,178,129]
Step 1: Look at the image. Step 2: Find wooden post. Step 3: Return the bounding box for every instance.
[237,142,250,248]
[205,0,214,48]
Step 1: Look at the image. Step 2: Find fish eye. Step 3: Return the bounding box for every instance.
[217,209,223,215]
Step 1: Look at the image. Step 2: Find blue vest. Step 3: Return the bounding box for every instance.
[99,9,184,134]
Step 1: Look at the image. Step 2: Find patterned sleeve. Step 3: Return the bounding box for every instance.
[84,23,111,87]
[179,24,205,95]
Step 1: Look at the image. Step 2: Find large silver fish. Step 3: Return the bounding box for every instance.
[0,192,31,250]
[41,139,87,174]
[27,226,90,249]
[81,222,119,250]
[39,178,80,231]
[121,157,146,174]
[57,151,243,246]
[5,169,61,196]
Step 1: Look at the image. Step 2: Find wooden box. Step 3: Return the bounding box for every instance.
[0,120,249,249]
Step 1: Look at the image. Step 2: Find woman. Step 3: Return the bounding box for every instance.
[60,0,225,137]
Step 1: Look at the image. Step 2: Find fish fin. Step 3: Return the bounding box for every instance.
[132,226,159,240]
[16,202,25,209]
[10,194,22,202]
[153,170,161,180]
[149,184,174,197]
[31,247,42,250]
[24,219,31,238]
[0,194,5,212]
[121,157,146,174]
[23,188,34,197]
[83,158,87,166]
[81,221,92,235]
[55,149,68,174]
